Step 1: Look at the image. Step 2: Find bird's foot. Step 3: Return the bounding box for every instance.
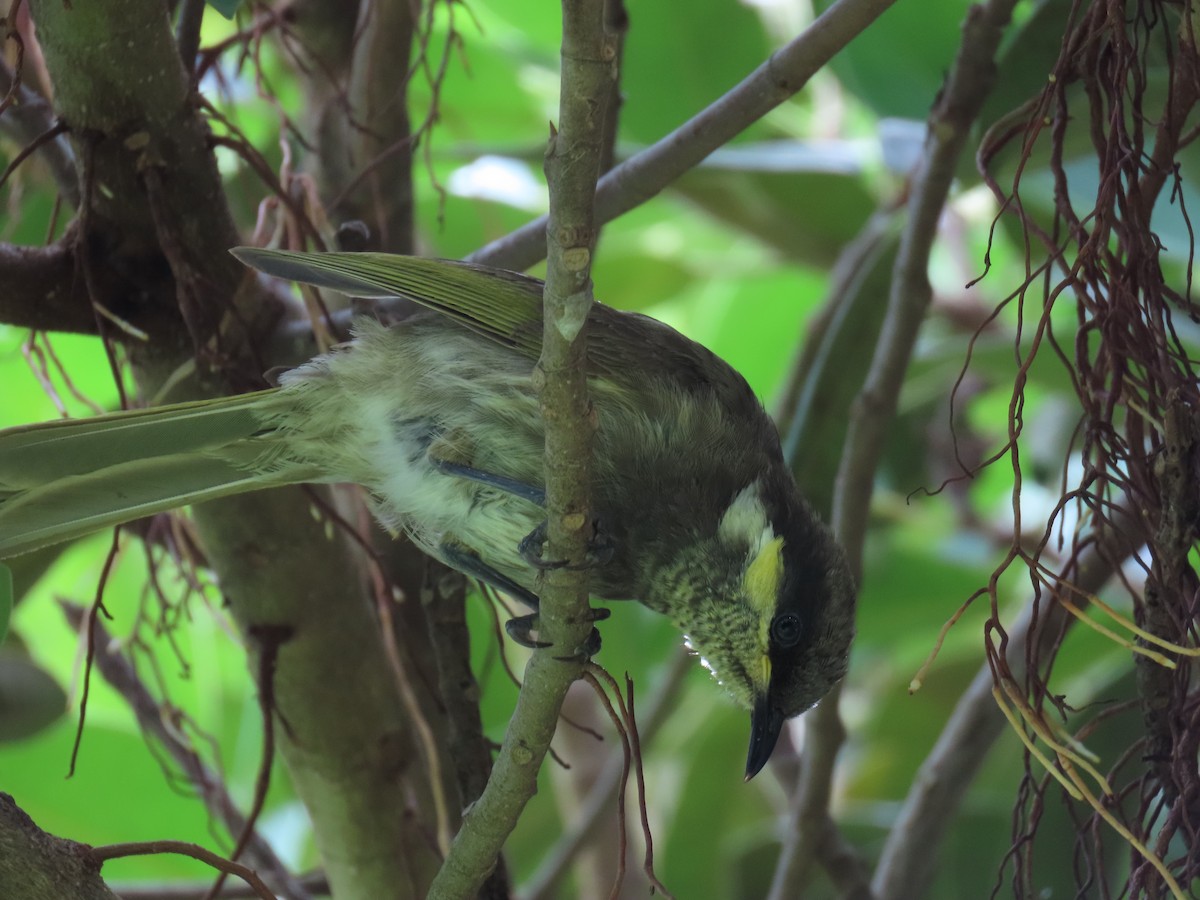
[504,607,611,660]
[518,517,615,571]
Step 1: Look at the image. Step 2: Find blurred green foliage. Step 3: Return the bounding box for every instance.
[0,0,1169,897]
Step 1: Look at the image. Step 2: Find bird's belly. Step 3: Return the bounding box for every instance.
[359,412,543,592]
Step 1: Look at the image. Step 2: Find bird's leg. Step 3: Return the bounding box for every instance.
[437,541,610,656]
[518,515,615,571]
[427,432,546,505]
[516,519,613,660]
[427,433,614,570]
[510,605,612,661]
[432,459,546,506]
[429,434,609,657]
[438,542,540,609]
[437,542,550,648]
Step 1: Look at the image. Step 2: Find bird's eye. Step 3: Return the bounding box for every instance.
[770,613,802,649]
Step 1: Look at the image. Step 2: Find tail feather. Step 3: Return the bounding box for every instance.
[0,391,320,558]
[0,392,275,489]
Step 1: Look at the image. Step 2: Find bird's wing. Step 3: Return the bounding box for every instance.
[234,248,761,409]
[233,248,546,358]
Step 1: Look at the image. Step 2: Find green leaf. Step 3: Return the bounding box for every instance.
[0,654,67,742]
[621,0,769,142]
[205,0,240,19]
[815,0,972,119]
[672,142,878,267]
[0,565,10,645]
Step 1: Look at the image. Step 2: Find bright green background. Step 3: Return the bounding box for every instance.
[1,0,1180,896]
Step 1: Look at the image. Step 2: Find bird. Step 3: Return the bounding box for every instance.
[0,248,856,778]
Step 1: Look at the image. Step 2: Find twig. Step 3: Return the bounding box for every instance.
[0,59,79,206]
[469,0,900,271]
[870,518,1142,899]
[424,2,615,895]
[581,670,632,899]
[203,625,292,900]
[581,665,673,897]
[67,530,120,778]
[88,841,275,900]
[57,602,310,900]
[523,649,690,900]
[0,111,68,195]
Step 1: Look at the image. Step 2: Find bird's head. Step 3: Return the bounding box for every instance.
[656,477,856,779]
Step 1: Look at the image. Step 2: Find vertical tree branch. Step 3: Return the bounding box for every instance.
[425,2,616,896]
[768,0,1020,894]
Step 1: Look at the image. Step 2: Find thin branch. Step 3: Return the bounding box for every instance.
[0,59,79,206]
[834,0,1019,558]
[871,518,1142,900]
[770,0,1021,895]
[57,602,311,900]
[420,562,495,805]
[468,0,900,271]
[88,841,275,900]
[523,650,689,900]
[424,2,615,895]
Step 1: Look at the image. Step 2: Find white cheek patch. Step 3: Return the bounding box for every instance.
[719,482,774,553]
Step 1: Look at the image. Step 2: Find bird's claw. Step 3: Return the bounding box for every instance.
[505,613,552,649]
[518,517,615,571]
[505,607,611,658]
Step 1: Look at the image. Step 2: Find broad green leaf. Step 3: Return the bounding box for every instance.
[0,654,67,741]
[0,565,10,644]
[621,0,770,142]
[815,0,971,119]
[672,142,878,267]
[205,0,240,18]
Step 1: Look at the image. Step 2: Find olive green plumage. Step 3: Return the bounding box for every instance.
[0,248,856,777]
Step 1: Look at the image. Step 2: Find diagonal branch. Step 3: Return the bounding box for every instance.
[469,0,900,272]
[0,60,79,207]
[58,601,311,900]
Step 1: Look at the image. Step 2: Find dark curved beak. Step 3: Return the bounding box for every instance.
[745,694,785,780]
